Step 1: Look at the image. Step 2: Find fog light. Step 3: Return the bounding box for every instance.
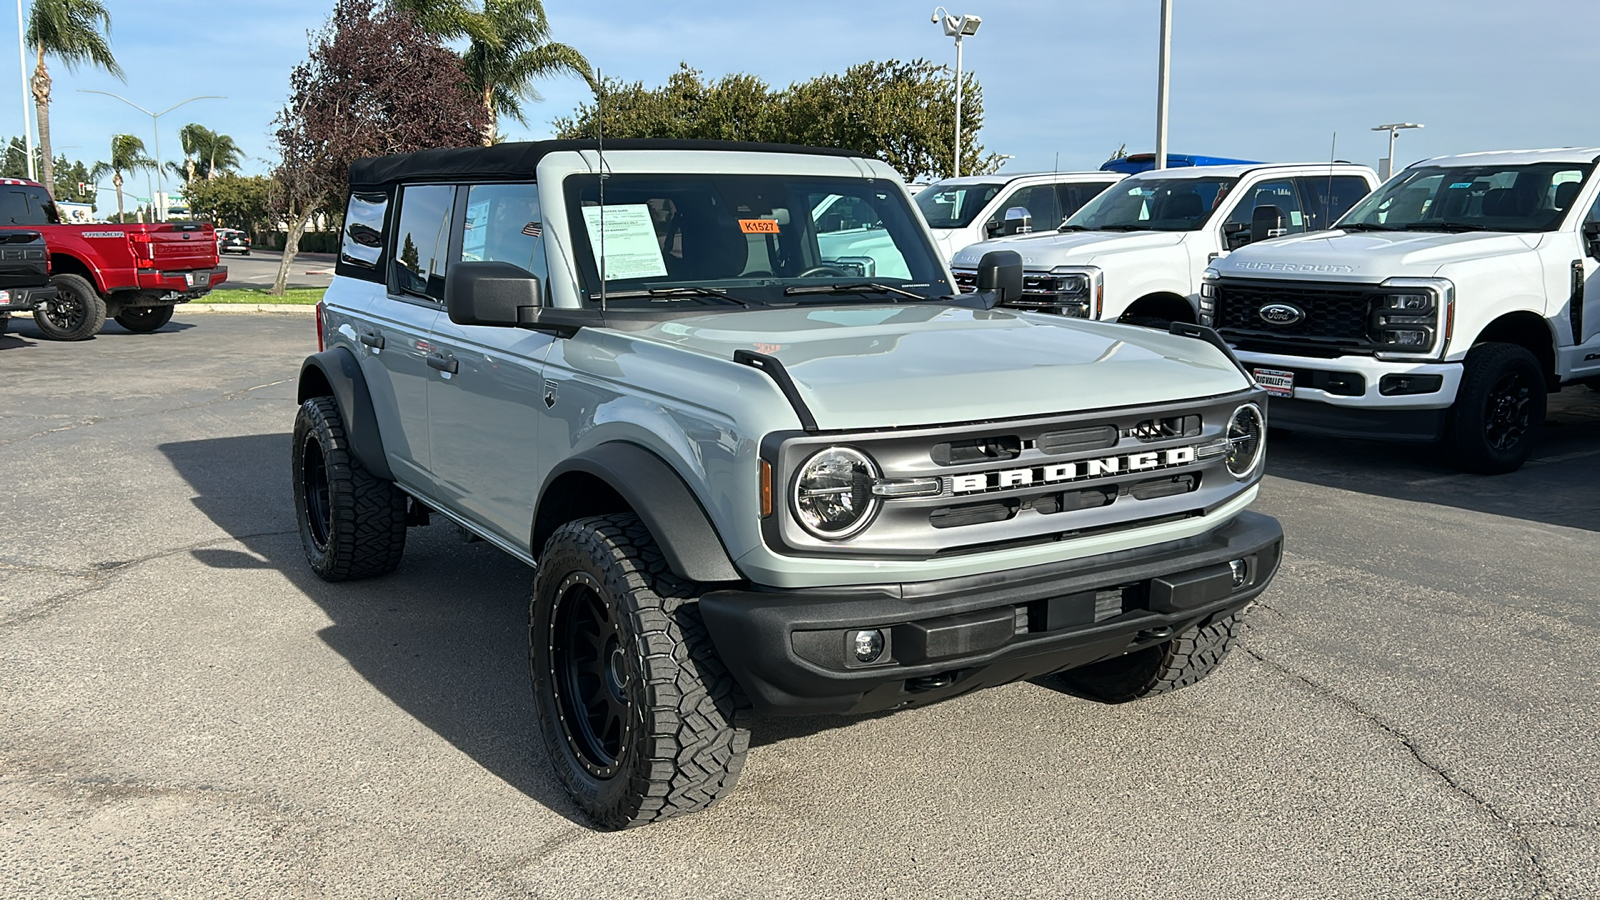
[852,629,885,663]
[1229,559,1248,588]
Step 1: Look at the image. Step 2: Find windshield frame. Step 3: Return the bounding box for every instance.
[914,180,1006,229]
[1335,162,1595,234]
[1059,175,1238,233]
[562,172,951,309]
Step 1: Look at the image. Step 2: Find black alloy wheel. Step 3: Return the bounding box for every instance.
[301,430,333,552]
[114,304,174,333]
[34,274,106,341]
[548,571,632,778]
[1483,370,1534,452]
[1447,342,1546,474]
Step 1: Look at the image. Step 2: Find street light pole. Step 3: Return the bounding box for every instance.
[1371,122,1422,180]
[1155,0,1172,171]
[77,91,225,221]
[16,0,34,180]
[931,7,981,179]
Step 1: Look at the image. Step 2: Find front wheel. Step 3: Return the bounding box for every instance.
[114,305,175,333]
[1446,342,1545,475]
[1049,611,1243,703]
[531,514,750,830]
[291,397,407,581]
[33,273,106,341]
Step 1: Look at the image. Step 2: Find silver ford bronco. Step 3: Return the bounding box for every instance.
[291,139,1284,829]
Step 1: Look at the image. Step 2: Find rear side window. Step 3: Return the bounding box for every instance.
[392,184,455,301]
[460,183,549,303]
[338,191,389,278]
[1296,175,1372,231]
[0,186,59,226]
[988,184,1060,232]
[1056,181,1115,221]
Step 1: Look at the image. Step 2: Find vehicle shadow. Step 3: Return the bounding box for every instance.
[158,432,587,826]
[0,331,35,350]
[1262,389,1600,532]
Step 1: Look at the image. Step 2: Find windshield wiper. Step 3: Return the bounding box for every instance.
[783,282,926,301]
[1097,224,1152,232]
[1402,221,1486,233]
[1337,222,1395,232]
[1057,224,1089,232]
[603,285,751,307]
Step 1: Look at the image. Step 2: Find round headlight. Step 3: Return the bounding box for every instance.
[1225,404,1265,478]
[791,447,879,540]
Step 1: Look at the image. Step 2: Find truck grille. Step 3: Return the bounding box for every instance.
[1213,278,1381,355]
[951,267,1091,316]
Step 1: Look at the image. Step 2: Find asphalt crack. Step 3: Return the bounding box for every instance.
[1242,639,1558,898]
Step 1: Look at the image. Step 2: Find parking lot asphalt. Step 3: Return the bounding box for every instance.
[2,314,1597,899]
[211,249,336,290]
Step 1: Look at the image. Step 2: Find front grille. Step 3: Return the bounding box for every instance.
[951,267,1090,316]
[1213,278,1380,353]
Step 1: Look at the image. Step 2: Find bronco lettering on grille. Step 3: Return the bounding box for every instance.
[950,446,1198,495]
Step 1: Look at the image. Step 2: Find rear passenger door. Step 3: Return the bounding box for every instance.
[1295,175,1374,231]
[424,183,556,545]
[1056,180,1117,222]
[362,183,451,485]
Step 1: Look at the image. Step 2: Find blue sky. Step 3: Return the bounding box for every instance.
[4,0,1598,193]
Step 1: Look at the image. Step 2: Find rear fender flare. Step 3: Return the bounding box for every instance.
[296,347,394,481]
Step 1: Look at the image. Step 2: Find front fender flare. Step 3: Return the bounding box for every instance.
[297,347,394,481]
[538,443,741,584]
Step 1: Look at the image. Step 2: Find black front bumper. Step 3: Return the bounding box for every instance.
[0,284,56,313]
[1268,397,1447,442]
[700,511,1283,715]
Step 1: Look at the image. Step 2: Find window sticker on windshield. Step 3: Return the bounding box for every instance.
[740,218,780,234]
[581,204,668,280]
[1289,211,1302,226]
[1448,182,1473,189]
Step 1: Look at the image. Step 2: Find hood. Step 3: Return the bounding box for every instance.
[625,305,1248,430]
[1213,229,1542,281]
[951,230,1187,270]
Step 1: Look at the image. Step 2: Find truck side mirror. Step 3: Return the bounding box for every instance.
[1001,206,1033,236]
[975,249,1024,305]
[1222,222,1250,250]
[445,260,541,327]
[1250,205,1286,245]
[1584,221,1600,260]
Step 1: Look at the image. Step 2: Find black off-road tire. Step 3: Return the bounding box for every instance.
[33,273,106,341]
[1446,342,1546,475]
[0,313,9,336]
[531,514,750,830]
[1053,611,1242,703]
[114,304,175,333]
[291,397,406,581]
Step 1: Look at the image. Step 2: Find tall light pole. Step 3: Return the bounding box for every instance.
[1155,0,1172,170]
[77,91,224,221]
[931,7,981,178]
[16,0,34,180]
[1371,122,1422,180]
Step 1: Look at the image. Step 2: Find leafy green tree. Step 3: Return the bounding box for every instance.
[89,133,153,223]
[26,0,124,197]
[184,174,271,233]
[462,0,592,144]
[553,60,996,180]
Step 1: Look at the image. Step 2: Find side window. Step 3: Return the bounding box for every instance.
[1295,176,1373,231]
[1225,179,1305,235]
[0,186,59,225]
[459,183,549,301]
[391,184,455,301]
[339,191,389,275]
[989,185,1061,231]
[1057,181,1114,221]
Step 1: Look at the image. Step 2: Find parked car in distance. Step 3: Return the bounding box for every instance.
[1101,152,1260,175]
[914,171,1123,259]
[216,228,251,255]
[0,228,57,337]
[1204,147,1600,473]
[950,162,1379,326]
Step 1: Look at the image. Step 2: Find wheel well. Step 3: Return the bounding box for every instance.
[1472,312,1555,387]
[297,364,333,403]
[531,471,631,559]
[50,253,96,285]
[1119,292,1196,324]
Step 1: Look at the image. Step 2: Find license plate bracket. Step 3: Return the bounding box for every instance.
[1253,367,1294,398]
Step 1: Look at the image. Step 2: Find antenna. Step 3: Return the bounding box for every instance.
[596,68,607,311]
[1054,151,1059,175]
[1326,131,1337,230]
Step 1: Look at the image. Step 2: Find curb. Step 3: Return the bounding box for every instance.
[181,304,320,314]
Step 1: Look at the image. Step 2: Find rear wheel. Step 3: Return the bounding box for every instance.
[531,514,750,830]
[1446,342,1545,474]
[1051,611,1243,703]
[33,273,105,341]
[114,304,175,333]
[291,397,407,581]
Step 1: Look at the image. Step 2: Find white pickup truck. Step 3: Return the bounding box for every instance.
[951,163,1378,324]
[913,171,1123,259]
[1204,148,1600,473]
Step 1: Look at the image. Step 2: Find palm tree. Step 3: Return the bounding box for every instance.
[90,134,153,223]
[462,0,593,144]
[25,0,123,197]
[172,124,242,181]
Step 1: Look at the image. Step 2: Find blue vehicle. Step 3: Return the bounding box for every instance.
[1101,153,1259,175]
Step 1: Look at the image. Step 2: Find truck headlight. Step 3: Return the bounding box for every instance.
[792,447,880,540]
[1034,265,1102,318]
[1198,268,1220,326]
[1373,278,1454,359]
[1225,404,1265,478]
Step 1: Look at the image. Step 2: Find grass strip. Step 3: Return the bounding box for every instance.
[205,287,326,305]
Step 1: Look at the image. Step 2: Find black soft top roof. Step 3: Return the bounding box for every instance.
[348,139,868,188]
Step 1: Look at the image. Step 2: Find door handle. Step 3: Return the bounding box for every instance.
[426,353,459,375]
[358,331,385,349]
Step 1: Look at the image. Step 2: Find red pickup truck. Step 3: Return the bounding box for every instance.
[0,177,227,340]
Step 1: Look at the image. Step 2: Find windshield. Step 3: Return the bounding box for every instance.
[915,181,1004,229]
[1338,163,1593,233]
[563,173,949,308]
[1061,176,1236,232]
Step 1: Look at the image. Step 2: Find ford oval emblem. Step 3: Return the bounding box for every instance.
[1258,303,1304,326]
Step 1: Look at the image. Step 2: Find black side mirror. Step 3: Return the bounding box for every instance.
[1222,222,1250,250]
[445,260,541,327]
[1250,205,1286,245]
[984,218,1002,236]
[975,249,1024,305]
[1001,206,1033,236]
[1584,221,1600,260]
